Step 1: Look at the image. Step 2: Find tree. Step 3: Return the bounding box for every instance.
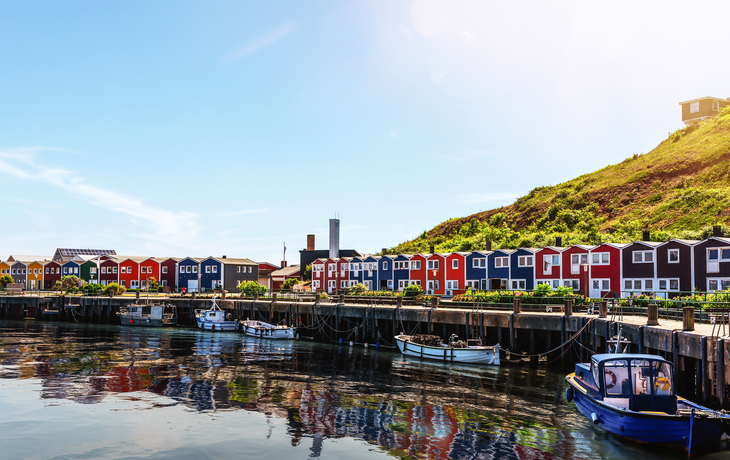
[403,284,424,298]
[237,280,268,296]
[303,264,312,281]
[146,276,159,292]
[104,282,126,296]
[347,283,368,295]
[281,277,300,292]
[0,274,13,288]
[60,275,81,292]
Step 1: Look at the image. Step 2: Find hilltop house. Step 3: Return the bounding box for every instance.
[680,96,730,125]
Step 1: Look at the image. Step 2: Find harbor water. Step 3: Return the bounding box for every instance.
[1,320,728,460]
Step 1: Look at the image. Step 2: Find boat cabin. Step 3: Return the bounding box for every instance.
[203,309,228,322]
[575,354,675,413]
[123,305,169,320]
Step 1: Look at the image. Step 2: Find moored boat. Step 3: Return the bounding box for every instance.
[118,303,177,327]
[239,319,296,339]
[565,353,730,456]
[395,334,500,365]
[194,296,238,332]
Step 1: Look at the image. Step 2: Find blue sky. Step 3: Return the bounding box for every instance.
[1,1,729,265]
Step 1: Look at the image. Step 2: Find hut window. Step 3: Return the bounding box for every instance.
[690,102,699,113]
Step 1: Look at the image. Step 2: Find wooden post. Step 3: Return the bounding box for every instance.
[599,301,607,318]
[396,296,402,308]
[683,306,695,331]
[513,298,522,314]
[560,316,566,364]
[431,296,438,309]
[272,293,278,302]
[717,339,725,409]
[509,314,515,352]
[701,336,709,405]
[647,302,659,326]
[564,299,572,316]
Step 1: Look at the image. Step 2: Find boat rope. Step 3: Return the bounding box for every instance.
[504,317,596,359]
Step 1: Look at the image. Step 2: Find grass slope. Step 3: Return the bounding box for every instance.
[391,107,730,255]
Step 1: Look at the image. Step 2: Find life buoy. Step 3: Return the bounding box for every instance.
[655,377,671,392]
[605,370,617,390]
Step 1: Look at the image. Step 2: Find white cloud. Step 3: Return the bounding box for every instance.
[0,149,202,249]
[225,21,298,63]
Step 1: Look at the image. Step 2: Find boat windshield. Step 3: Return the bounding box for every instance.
[603,359,630,396]
[630,359,673,396]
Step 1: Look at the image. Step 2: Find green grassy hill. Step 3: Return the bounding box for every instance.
[390,107,730,254]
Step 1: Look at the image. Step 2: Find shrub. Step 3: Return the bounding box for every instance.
[281,277,300,292]
[347,283,368,295]
[403,284,423,298]
[104,282,126,296]
[237,280,268,296]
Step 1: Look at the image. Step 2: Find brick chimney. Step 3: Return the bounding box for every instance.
[307,234,315,251]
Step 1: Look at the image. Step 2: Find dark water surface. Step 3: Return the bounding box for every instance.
[1,320,729,460]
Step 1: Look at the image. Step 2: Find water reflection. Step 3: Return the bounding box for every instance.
[0,321,692,459]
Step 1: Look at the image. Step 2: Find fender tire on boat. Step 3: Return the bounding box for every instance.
[566,386,574,402]
[211,323,215,332]
[200,323,205,331]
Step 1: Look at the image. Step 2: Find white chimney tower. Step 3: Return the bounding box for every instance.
[329,218,340,259]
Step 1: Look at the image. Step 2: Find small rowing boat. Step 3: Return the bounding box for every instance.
[395,334,500,365]
[239,319,296,339]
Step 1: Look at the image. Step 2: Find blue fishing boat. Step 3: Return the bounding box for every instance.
[566,353,730,456]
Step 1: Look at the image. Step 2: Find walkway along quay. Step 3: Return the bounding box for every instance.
[3,293,730,410]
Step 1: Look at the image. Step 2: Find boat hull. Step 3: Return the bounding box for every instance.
[196,318,239,332]
[395,335,500,365]
[240,321,295,339]
[119,315,173,327]
[566,374,725,453]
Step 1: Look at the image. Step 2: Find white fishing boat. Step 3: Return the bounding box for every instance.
[194,296,238,332]
[239,319,296,339]
[118,303,177,327]
[395,334,500,365]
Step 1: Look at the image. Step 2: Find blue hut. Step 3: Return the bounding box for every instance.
[177,257,202,292]
[378,255,394,290]
[487,249,514,290]
[393,255,411,290]
[200,257,223,291]
[509,248,538,290]
[362,255,378,291]
[465,251,491,290]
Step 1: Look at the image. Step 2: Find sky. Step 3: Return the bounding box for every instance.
[1,1,730,265]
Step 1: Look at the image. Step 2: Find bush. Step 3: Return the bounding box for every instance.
[281,277,300,292]
[403,284,423,298]
[347,283,368,295]
[319,292,329,300]
[237,280,268,296]
[104,282,126,296]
